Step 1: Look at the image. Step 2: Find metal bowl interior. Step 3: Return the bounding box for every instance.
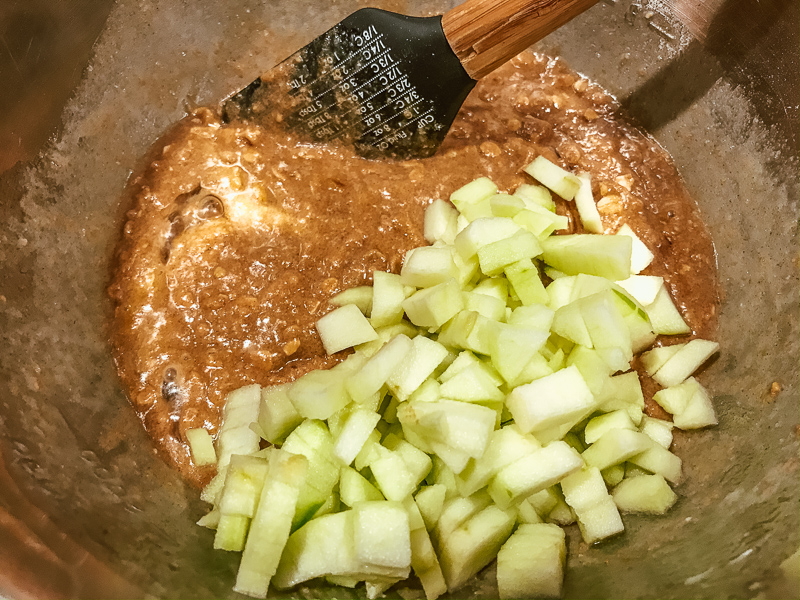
[0,0,797,598]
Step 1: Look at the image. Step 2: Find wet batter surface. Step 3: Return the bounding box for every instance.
[108,52,719,487]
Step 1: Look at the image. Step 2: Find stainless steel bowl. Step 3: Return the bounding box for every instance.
[0,0,797,597]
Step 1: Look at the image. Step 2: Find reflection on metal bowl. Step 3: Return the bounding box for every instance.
[0,0,797,598]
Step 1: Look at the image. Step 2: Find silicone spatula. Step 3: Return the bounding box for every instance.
[222,0,598,159]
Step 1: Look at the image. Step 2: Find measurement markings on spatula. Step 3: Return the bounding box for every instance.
[282,20,436,149]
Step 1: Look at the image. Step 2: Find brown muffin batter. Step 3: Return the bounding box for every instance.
[108,52,718,487]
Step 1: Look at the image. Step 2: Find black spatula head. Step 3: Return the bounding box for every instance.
[222,9,476,159]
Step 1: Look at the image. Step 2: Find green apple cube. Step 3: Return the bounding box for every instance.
[424,199,459,245]
[423,464,455,498]
[456,426,541,497]
[513,208,564,240]
[650,339,720,388]
[581,429,653,471]
[654,377,717,429]
[330,285,374,316]
[354,429,382,471]
[462,290,506,321]
[624,464,651,479]
[583,410,637,445]
[370,446,425,501]
[562,432,586,454]
[541,234,632,281]
[644,285,691,335]
[516,498,544,524]
[622,305,658,354]
[579,292,632,358]
[477,230,543,276]
[504,258,549,305]
[439,350,483,383]
[369,271,406,328]
[403,495,427,531]
[489,442,584,508]
[408,377,442,404]
[316,304,379,355]
[353,501,412,572]
[186,428,217,466]
[473,276,509,301]
[384,436,434,483]
[217,384,262,468]
[522,488,558,521]
[552,301,593,347]
[454,217,521,260]
[616,275,664,306]
[641,343,685,375]
[490,324,549,383]
[399,399,496,459]
[438,402,498,459]
[429,438,473,474]
[497,523,565,599]
[628,440,683,483]
[437,505,516,591]
[574,173,603,233]
[453,311,498,356]
[569,273,616,302]
[453,250,480,286]
[462,198,497,222]
[602,463,626,487]
[546,276,577,311]
[514,183,556,211]
[509,304,554,330]
[557,465,611,514]
[234,452,307,598]
[257,384,302,444]
[546,491,577,526]
[566,345,613,396]
[489,193,526,218]
[505,353,551,388]
[388,335,449,401]
[415,484,447,531]
[612,474,677,514]
[214,513,250,551]
[574,497,625,544]
[595,371,645,425]
[346,333,412,404]
[402,280,464,330]
[439,364,505,403]
[340,466,384,507]
[197,507,221,529]
[615,223,654,274]
[523,156,581,200]
[545,266,569,280]
[281,420,340,527]
[400,246,460,288]
[560,467,623,544]
[287,369,350,421]
[410,527,448,600]
[355,321,416,358]
[273,511,354,587]
[450,177,498,213]
[333,408,382,465]
[639,416,674,449]
[506,365,595,436]
[218,454,271,517]
[434,491,493,545]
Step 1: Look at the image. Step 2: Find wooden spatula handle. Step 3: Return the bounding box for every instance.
[442,0,599,80]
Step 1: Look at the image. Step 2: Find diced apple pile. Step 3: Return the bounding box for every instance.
[188,156,720,599]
